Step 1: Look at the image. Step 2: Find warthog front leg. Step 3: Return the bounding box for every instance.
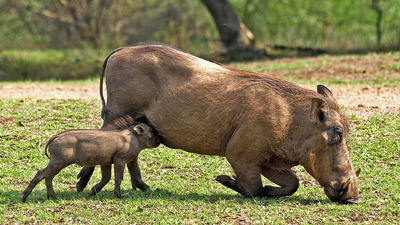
[216,130,266,198]
[215,164,264,198]
[89,165,111,196]
[261,167,299,197]
[215,175,240,193]
[127,158,150,191]
[217,148,264,197]
[76,166,95,192]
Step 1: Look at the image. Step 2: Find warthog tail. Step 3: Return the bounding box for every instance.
[44,134,60,159]
[99,47,124,120]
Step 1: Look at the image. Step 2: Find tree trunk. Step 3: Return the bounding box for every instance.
[322,14,330,49]
[201,0,244,51]
[201,0,266,60]
[371,0,383,49]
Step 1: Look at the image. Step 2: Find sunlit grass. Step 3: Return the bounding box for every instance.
[1,98,399,224]
[231,52,400,87]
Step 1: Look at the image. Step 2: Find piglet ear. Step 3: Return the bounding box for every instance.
[133,125,144,135]
[310,98,329,122]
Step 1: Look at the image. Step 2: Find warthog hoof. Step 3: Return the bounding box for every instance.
[114,190,121,198]
[76,167,95,192]
[216,175,238,192]
[135,181,150,191]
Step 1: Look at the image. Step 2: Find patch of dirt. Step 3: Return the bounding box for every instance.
[255,53,400,84]
[0,83,99,99]
[302,85,400,119]
[234,53,400,118]
[1,83,398,119]
[1,53,399,119]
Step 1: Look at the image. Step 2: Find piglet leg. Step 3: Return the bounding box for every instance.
[44,165,63,199]
[22,163,64,202]
[113,160,125,198]
[127,158,150,191]
[22,167,49,202]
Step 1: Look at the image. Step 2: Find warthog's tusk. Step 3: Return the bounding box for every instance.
[355,168,361,177]
[342,176,353,190]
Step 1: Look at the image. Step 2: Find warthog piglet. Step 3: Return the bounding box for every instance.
[22,123,160,202]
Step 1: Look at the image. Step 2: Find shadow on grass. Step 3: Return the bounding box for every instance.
[2,188,331,206]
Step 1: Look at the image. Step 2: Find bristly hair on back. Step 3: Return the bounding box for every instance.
[109,115,138,131]
[107,115,163,143]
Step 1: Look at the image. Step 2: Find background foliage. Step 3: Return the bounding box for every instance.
[1,0,399,81]
[0,49,104,80]
[1,0,399,53]
[232,0,400,50]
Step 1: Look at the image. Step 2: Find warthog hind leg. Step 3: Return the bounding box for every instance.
[22,168,49,202]
[89,165,111,196]
[261,167,299,197]
[76,166,95,192]
[22,163,64,202]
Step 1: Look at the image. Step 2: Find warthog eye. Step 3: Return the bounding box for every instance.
[333,127,343,136]
[329,126,343,144]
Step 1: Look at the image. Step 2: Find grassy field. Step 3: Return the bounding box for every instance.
[1,99,399,224]
[1,52,400,224]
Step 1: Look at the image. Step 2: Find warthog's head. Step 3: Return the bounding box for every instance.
[302,85,361,204]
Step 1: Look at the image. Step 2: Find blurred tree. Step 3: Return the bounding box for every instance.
[371,0,382,49]
[1,0,399,52]
[9,0,113,48]
[201,0,266,59]
[201,0,244,52]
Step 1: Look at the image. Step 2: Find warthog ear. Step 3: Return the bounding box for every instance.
[310,98,329,122]
[317,85,339,108]
[317,85,334,99]
[133,125,145,135]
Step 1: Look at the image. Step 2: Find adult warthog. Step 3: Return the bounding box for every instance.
[78,43,360,203]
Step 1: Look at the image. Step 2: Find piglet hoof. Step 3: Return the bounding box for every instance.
[137,181,150,192]
[21,190,30,203]
[89,188,98,196]
[47,193,56,200]
[114,190,121,198]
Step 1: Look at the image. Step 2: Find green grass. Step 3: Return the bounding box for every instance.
[231,52,400,87]
[0,49,109,81]
[2,49,400,87]
[1,98,399,224]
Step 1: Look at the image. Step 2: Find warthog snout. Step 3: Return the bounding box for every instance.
[147,136,161,148]
[324,169,362,204]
